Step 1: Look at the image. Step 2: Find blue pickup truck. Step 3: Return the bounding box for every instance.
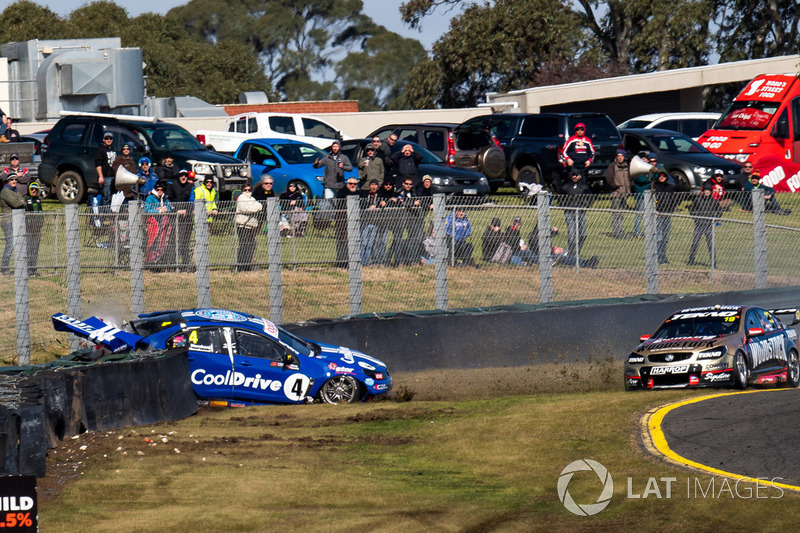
[233,138,326,198]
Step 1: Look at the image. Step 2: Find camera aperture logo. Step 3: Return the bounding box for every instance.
[557,459,614,516]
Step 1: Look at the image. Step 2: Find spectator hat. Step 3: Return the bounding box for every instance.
[187,171,196,179]
[121,143,130,151]
[574,123,585,130]
[139,157,151,166]
[154,180,167,191]
[29,181,40,190]
[657,165,669,177]
[751,169,761,178]
[513,216,522,224]
[178,169,188,176]
[616,149,626,156]
[103,132,113,139]
[366,146,374,152]
[713,168,723,176]
[491,217,501,227]
[648,152,657,160]
[331,140,340,147]
[9,154,18,160]
[368,178,379,185]
[422,175,432,182]
[165,152,174,159]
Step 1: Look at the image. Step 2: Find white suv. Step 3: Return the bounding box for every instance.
[618,112,720,140]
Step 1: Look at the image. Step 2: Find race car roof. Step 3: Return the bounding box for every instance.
[131,309,281,340]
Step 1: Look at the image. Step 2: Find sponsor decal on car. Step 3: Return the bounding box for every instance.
[192,309,249,322]
[702,372,732,382]
[645,338,717,351]
[191,369,283,391]
[650,365,690,375]
[670,311,738,320]
[364,378,374,386]
[749,336,787,367]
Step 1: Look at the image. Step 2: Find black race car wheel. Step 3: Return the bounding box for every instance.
[733,352,748,390]
[318,375,362,404]
[786,350,800,388]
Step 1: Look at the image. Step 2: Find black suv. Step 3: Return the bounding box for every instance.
[368,123,506,191]
[461,113,622,191]
[39,114,250,203]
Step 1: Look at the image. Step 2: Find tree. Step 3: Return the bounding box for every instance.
[715,0,800,61]
[0,1,67,40]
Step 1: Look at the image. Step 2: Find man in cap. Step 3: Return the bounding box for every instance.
[166,169,196,269]
[702,169,731,210]
[652,165,688,264]
[313,140,352,198]
[742,169,791,215]
[561,122,595,181]
[23,181,44,275]
[605,149,631,238]
[195,176,219,225]
[0,172,24,274]
[1,154,29,188]
[358,144,384,189]
[95,131,116,205]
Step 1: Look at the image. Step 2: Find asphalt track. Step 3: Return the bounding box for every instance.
[648,388,800,489]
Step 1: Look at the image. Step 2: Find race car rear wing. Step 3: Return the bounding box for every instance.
[52,313,145,353]
[768,308,800,326]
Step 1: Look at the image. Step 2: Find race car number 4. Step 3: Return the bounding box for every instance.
[650,365,690,375]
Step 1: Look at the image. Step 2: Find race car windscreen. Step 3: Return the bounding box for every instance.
[129,312,185,337]
[277,327,314,357]
[716,101,780,130]
[652,314,740,339]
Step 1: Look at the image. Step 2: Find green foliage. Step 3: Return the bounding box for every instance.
[0,1,67,40]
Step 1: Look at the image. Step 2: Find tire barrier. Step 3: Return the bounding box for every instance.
[285,286,800,373]
[0,348,196,477]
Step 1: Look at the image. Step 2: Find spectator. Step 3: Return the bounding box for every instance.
[701,169,732,210]
[414,175,434,209]
[165,169,196,270]
[95,132,116,205]
[252,174,277,201]
[136,157,159,200]
[235,183,263,271]
[358,145,384,189]
[111,144,139,203]
[195,176,219,224]
[687,187,722,267]
[1,154,29,188]
[632,152,657,238]
[521,223,598,268]
[314,140,352,198]
[605,149,631,238]
[558,169,595,257]
[155,152,180,183]
[389,143,423,185]
[359,179,382,266]
[0,174,24,274]
[392,177,425,265]
[334,177,361,266]
[23,181,44,276]
[4,118,20,142]
[652,166,688,264]
[279,182,308,237]
[502,217,526,265]
[0,107,8,140]
[371,136,391,167]
[742,170,791,215]
[561,123,595,180]
[445,207,475,267]
[482,217,503,261]
[375,179,399,265]
[143,180,173,267]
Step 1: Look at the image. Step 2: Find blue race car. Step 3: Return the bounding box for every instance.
[52,308,392,406]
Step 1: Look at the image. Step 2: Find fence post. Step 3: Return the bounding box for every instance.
[127,202,145,316]
[433,194,448,310]
[537,191,553,303]
[193,198,211,309]
[12,210,30,365]
[65,205,82,352]
[266,197,283,323]
[752,188,767,289]
[346,195,362,316]
[644,190,658,294]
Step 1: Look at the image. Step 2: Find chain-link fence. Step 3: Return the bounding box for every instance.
[3,188,799,365]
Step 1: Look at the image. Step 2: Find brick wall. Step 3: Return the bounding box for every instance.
[222,101,359,115]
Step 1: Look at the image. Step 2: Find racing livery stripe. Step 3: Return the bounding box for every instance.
[641,390,800,493]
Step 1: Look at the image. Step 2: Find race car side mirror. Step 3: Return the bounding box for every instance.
[747,327,765,337]
[639,334,651,342]
[283,351,295,365]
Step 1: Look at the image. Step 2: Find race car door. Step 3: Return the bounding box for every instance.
[230,328,308,403]
[184,327,234,400]
[745,309,789,375]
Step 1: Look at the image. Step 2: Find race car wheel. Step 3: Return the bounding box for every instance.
[318,375,362,404]
[786,350,800,388]
[733,352,748,390]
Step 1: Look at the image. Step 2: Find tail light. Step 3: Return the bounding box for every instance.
[196,134,206,145]
[42,134,50,153]
[447,131,456,164]
[491,132,502,148]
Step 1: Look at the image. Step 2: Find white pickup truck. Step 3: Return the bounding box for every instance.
[194,112,350,153]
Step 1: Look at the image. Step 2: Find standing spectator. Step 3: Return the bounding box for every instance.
[0,174,24,274]
[314,140,352,198]
[394,177,425,265]
[279,182,307,237]
[444,207,475,266]
[481,217,503,262]
[687,187,722,267]
[166,169,196,270]
[1,154,29,188]
[652,166,688,264]
[95,132,116,205]
[155,152,180,183]
[701,169,731,210]
[632,152,657,238]
[23,181,44,276]
[111,144,139,203]
[253,174,277,201]
[358,145,384,189]
[136,157,159,200]
[559,169,595,257]
[742,170,791,214]
[375,179,398,265]
[195,177,219,224]
[389,144,423,185]
[333,177,361,266]
[605,149,630,238]
[0,107,8,140]
[143,181,173,267]
[561,123,595,180]
[359,179,382,266]
[371,136,391,168]
[235,183,263,271]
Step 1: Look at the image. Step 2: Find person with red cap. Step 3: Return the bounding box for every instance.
[561,123,595,181]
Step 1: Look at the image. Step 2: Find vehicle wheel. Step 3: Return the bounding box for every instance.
[671,170,692,189]
[318,375,362,404]
[479,146,506,180]
[786,350,800,387]
[513,164,541,192]
[733,351,748,390]
[54,171,86,204]
[38,186,50,200]
[289,180,312,199]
